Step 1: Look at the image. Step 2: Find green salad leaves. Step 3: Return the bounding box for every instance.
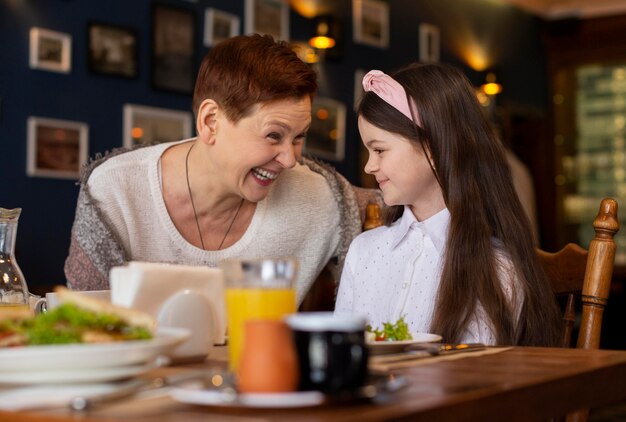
[366,315,413,341]
[0,303,152,346]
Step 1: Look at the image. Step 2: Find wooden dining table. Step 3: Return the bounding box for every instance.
[2,346,626,422]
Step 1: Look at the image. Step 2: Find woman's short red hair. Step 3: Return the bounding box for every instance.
[192,34,318,122]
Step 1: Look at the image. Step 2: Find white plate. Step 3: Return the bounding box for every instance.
[170,388,325,408]
[0,327,190,372]
[0,361,159,385]
[367,333,442,355]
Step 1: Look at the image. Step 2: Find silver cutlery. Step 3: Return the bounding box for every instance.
[405,342,486,355]
[69,369,408,410]
[371,343,487,365]
[70,368,235,411]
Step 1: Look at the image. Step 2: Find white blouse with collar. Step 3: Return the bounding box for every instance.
[335,206,522,345]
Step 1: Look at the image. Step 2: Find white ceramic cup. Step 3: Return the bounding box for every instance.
[156,290,216,362]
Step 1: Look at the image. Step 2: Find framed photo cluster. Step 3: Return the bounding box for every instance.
[22,2,298,180]
[25,104,193,179]
[27,2,291,88]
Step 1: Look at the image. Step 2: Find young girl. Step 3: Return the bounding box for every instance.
[335,63,562,346]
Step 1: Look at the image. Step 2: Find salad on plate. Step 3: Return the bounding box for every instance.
[0,287,154,347]
[365,317,442,355]
[366,316,413,342]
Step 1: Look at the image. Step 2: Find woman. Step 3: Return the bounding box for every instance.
[65,34,375,304]
[335,64,561,346]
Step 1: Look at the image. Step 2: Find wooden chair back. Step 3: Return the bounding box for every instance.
[537,243,588,348]
[537,197,619,349]
[538,200,619,422]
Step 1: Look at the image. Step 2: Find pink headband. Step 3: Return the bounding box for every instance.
[362,69,421,127]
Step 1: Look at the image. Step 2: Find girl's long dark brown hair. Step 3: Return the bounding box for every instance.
[358,63,562,346]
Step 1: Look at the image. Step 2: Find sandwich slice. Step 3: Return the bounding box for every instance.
[0,287,155,347]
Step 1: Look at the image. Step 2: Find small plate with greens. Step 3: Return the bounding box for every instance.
[366,333,443,355]
[365,317,441,355]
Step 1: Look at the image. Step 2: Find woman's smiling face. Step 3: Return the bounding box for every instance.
[213,96,312,203]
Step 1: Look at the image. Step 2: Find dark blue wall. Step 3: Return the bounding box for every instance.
[0,0,546,293]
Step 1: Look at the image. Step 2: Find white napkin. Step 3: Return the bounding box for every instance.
[109,262,226,345]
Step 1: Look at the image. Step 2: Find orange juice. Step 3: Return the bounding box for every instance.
[226,287,296,371]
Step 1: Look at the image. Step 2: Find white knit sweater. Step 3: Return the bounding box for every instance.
[87,141,341,303]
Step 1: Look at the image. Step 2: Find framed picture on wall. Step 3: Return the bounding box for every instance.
[304,98,346,162]
[204,8,240,47]
[29,27,72,73]
[123,104,193,148]
[26,117,88,179]
[244,0,289,41]
[152,4,196,94]
[352,0,389,49]
[87,22,138,78]
[419,23,440,63]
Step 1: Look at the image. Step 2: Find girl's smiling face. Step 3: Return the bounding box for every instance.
[359,116,445,221]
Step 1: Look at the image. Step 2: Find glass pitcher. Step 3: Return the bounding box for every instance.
[0,207,29,311]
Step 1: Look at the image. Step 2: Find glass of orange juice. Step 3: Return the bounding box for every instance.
[219,258,298,372]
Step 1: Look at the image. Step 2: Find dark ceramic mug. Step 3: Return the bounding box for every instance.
[285,312,368,394]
